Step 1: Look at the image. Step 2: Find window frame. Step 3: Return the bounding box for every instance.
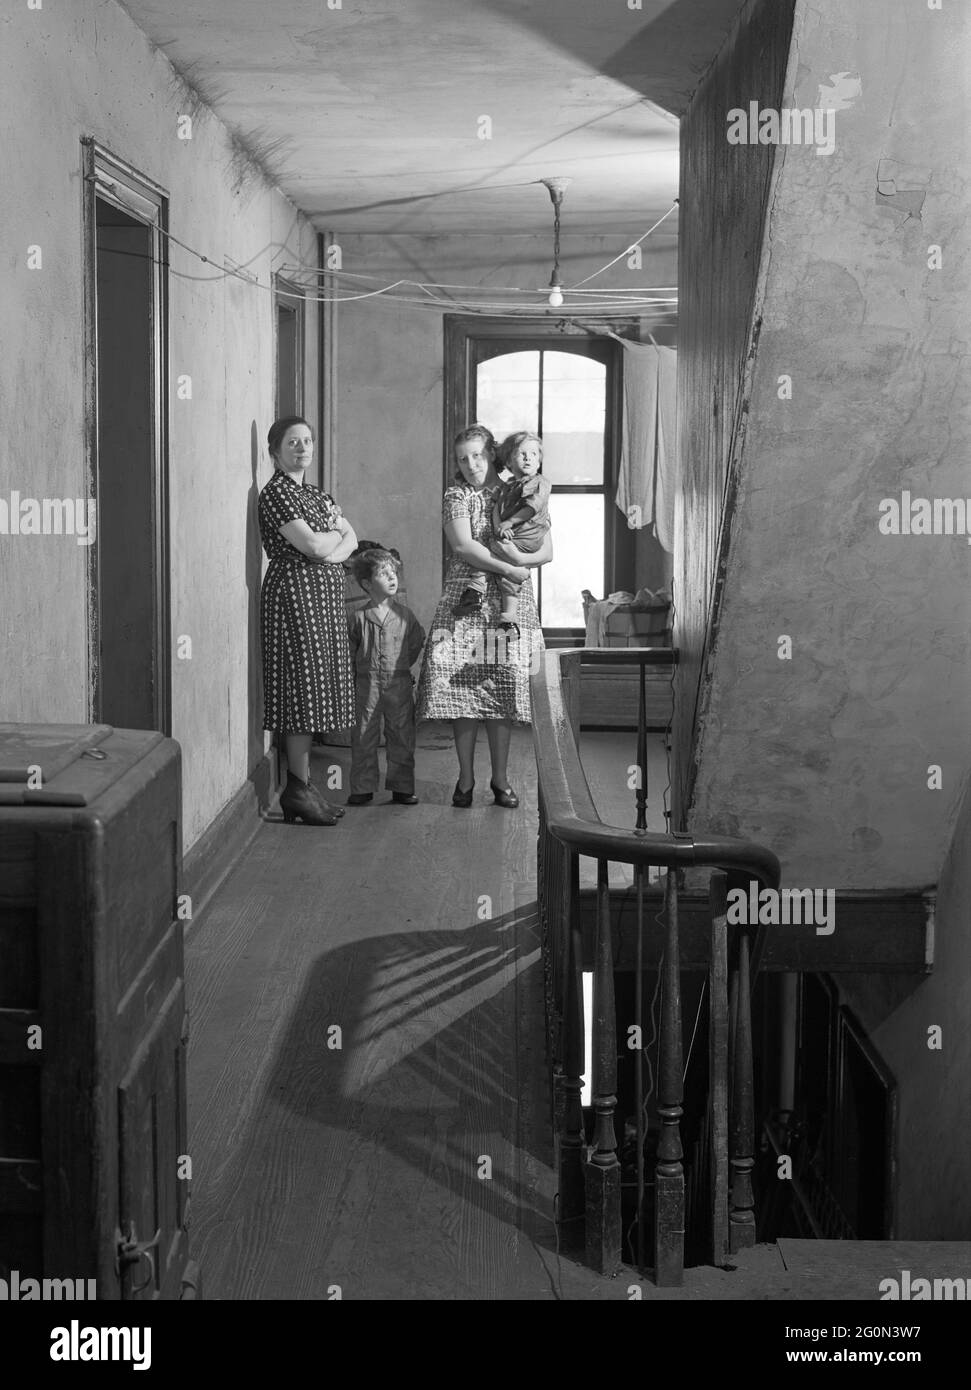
[443,316,628,644]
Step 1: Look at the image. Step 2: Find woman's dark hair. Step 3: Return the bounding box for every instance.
[350,548,401,585]
[268,416,314,460]
[454,423,496,452]
[452,422,496,482]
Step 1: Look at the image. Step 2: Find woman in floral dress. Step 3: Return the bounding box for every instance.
[415,425,551,807]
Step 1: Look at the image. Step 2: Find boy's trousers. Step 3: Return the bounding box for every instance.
[349,673,416,794]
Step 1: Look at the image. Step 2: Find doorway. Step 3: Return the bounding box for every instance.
[274,276,305,421]
[84,142,170,733]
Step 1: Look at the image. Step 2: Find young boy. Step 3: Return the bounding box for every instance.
[452,431,551,633]
[347,549,426,806]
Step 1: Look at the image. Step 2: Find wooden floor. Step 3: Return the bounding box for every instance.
[187,725,562,1299]
[186,724,967,1300]
[183,724,683,1300]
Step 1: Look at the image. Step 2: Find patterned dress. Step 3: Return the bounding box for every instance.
[415,484,545,725]
[258,469,355,735]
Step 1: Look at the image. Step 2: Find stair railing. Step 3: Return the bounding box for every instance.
[533,648,780,1284]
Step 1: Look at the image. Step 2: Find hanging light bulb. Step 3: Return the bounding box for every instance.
[541,177,571,309]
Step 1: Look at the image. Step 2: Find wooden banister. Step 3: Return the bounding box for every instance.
[532,649,779,1283]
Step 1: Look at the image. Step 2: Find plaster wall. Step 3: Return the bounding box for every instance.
[834,775,971,1240]
[688,0,971,888]
[333,233,677,629]
[0,0,320,850]
[672,0,796,819]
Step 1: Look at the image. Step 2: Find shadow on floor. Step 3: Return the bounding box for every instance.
[258,904,556,1256]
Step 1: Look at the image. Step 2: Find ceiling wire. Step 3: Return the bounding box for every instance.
[148,216,679,316]
[280,267,678,294]
[566,201,678,289]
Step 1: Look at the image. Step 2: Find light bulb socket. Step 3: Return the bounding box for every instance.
[541,176,572,206]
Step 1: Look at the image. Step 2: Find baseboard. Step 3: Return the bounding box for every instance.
[182,752,278,933]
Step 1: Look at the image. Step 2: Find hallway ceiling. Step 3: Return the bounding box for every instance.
[117,0,744,235]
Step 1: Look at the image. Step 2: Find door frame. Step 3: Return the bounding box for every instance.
[443,315,627,640]
[81,138,171,733]
[273,272,306,419]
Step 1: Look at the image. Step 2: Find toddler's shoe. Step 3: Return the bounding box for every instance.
[347,793,373,806]
[392,791,419,805]
[452,588,482,616]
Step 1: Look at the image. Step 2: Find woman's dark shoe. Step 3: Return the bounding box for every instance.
[452,588,482,616]
[392,791,419,805]
[490,780,519,809]
[309,779,345,816]
[346,793,373,806]
[280,772,339,826]
[498,619,520,638]
[452,779,475,808]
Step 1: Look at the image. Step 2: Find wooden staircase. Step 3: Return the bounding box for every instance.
[531,647,937,1286]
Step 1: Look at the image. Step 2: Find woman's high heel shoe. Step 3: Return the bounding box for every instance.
[452,779,475,808]
[280,772,339,826]
[490,780,519,809]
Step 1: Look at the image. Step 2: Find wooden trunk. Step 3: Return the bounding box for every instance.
[0,723,193,1300]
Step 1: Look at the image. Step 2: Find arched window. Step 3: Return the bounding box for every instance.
[445,320,629,641]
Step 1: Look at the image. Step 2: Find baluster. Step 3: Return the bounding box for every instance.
[633,656,649,1268]
[558,849,585,1249]
[708,871,730,1266]
[635,656,648,830]
[654,868,684,1285]
[585,858,621,1274]
[728,915,757,1251]
[634,862,646,1271]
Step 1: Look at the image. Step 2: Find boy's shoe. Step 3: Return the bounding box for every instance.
[452,588,482,616]
[392,791,419,805]
[347,793,373,805]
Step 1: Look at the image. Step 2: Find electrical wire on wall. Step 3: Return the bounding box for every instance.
[109,205,679,321]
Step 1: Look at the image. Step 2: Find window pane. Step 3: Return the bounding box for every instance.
[476,351,539,443]
[541,352,605,485]
[540,492,604,629]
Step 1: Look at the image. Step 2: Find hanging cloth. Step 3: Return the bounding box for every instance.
[615,341,678,552]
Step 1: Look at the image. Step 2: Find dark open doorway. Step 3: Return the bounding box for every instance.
[84,142,170,733]
[275,277,305,420]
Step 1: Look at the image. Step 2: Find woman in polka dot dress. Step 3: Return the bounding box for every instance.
[258,416,357,826]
